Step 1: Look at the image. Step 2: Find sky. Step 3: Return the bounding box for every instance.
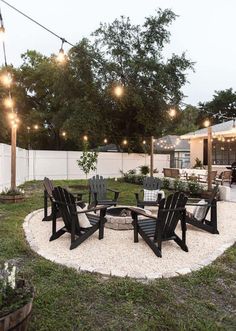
[0,0,236,106]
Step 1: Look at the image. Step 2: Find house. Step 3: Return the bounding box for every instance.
[181,120,236,171]
[154,135,190,168]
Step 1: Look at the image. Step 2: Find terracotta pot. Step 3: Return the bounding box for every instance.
[0,195,24,204]
[0,297,33,331]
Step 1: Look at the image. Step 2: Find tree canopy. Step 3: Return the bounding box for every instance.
[0,9,194,151]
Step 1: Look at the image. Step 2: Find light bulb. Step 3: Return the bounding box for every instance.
[0,26,5,41]
[4,97,14,108]
[123,139,128,145]
[1,73,12,87]
[34,124,39,130]
[114,86,124,97]
[83,135,88,142]
[169,108,176,118]
[104,138,108,144]
[57,48,66,63]
[62,131,66,137]
[203,119,211,128]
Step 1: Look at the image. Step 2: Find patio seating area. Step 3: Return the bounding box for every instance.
[24,199,236,279]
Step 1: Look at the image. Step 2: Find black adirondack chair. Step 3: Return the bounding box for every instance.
[135,177,163,208]
[51,186,107,250]
[186,185,219,234]
[43,177,83,222]
[89,175,120,208]
[130,192,188,258]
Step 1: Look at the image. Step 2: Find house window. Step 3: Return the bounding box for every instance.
[203,137,236,165]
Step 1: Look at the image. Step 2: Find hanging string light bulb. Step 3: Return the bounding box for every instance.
[1,71,12,87]
[57,38,67,64]
[0,10,5,41]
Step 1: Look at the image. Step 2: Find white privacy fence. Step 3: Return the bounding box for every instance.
[0,143,170,190]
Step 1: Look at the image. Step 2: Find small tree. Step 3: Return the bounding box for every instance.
[77,142,98,178]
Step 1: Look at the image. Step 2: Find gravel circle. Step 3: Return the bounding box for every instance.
[23,202,236,280]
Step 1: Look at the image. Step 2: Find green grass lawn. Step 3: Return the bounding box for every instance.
[0,179,235,331]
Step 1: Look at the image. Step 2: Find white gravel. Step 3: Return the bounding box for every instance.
[23,202,236,280]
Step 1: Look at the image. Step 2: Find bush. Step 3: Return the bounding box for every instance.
[173,178,185,191]
[188,181,202,195]
[162,178,170,189]
[139,165,149,176]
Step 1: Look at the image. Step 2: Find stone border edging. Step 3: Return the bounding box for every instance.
[23,209,235,281]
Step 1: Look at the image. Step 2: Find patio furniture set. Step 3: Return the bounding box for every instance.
[163,167,233,186]
[42,176,219,258]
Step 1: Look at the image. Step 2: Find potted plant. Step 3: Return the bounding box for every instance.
[0,262,34,331]
[0,188,25,204]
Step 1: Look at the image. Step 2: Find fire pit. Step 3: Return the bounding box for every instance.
[105,206,152,230]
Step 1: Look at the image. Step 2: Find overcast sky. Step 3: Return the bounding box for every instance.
[0,0,235,106]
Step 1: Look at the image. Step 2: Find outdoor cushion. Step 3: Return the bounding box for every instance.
[193,199,208,221]
[77,206,92,228]
[143,189,164,202]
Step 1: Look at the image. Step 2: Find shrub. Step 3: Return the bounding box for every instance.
[162,178,170,189]
[192,157,203,169]
[139,165,149,176]
[188,181,202,195]
[173,178,185,191]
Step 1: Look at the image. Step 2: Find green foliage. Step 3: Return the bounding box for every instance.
[121,170,145,185]
[162,177,170,189]
[0,9,193,151]
[199,88,236,124]
[188,181,202,195]
[139,165,150,175]
[173,105,200,135]
[173,178,185,191]
[77,142,98,177]
[193,157,203,169]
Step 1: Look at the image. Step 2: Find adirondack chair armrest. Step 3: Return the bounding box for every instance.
[76,205,108,214]
[107,188,120,198]
[129,207,157,220]
[186,202,211,207]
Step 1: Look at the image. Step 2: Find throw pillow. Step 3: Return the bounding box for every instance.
[77,206,92,228]
[143,189,159,202]
[193,199,208,221]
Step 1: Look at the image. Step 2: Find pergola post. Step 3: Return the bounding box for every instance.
[207,126,212,192]
[150,135,154,177]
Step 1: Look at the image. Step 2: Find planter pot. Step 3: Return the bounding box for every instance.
[0,195,24,204]
[0,297,33,331]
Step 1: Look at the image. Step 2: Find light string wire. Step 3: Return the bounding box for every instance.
[0,0,75,47]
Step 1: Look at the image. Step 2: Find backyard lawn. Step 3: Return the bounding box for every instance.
[0,179,235,330]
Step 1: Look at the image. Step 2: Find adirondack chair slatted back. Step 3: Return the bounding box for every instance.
[201,185,219,220]
[43,177,54,199]
[157,192,187,239]
[143,177,162,190]
[89,175,107,200]
[52,186,81,234]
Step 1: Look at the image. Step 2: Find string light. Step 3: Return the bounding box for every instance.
[142,140,146,145]
[34,124,39,130]
[62,131,66,137]
[123,139,128,145]
[114,85,124,97]
[104,138,108,144]
[1,72,12,87]
[4,96,13,108]
[57,39,67,64]
[203,119,211,128]
[83,135,88,142]
[168,108,176,118]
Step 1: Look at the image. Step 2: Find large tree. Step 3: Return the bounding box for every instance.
[92,9,194,150]
[0,9,194,151]
[199,88,236,125]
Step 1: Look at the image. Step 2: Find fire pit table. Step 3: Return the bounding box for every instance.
[105,206,153,230]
